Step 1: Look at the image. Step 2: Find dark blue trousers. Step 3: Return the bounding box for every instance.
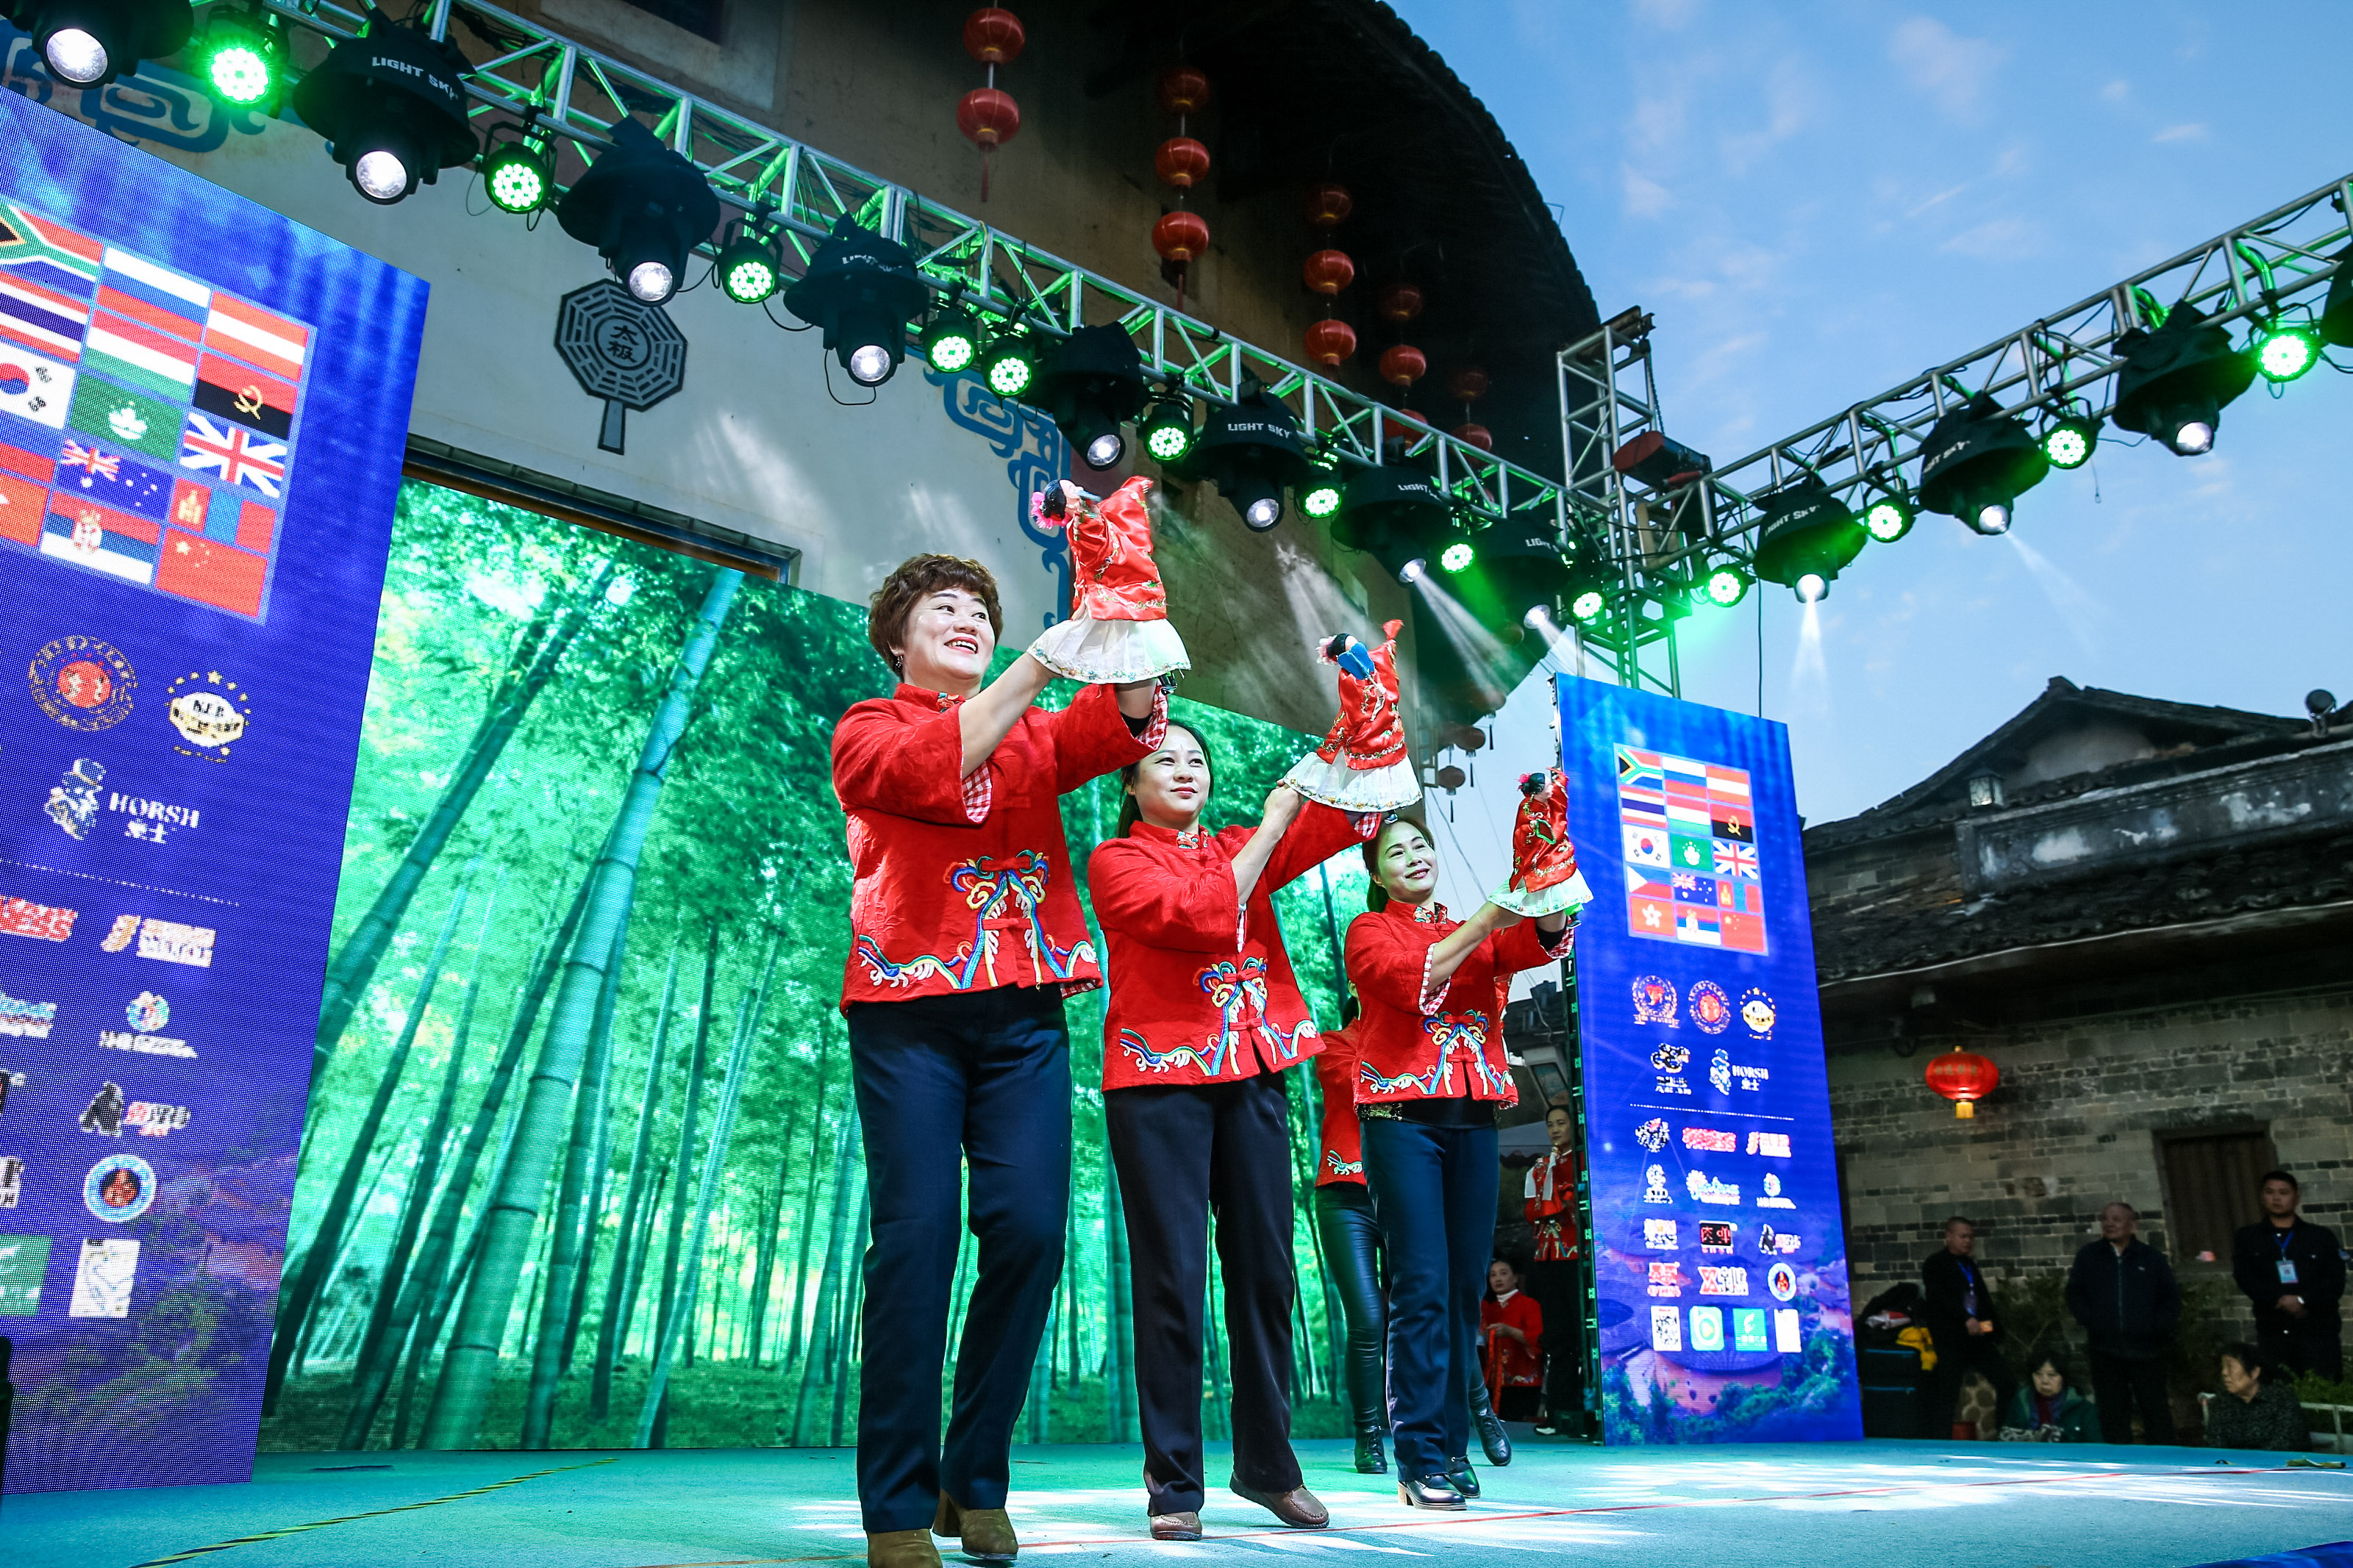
[847,987,1072,1534]
[1360,1115,1498,1478]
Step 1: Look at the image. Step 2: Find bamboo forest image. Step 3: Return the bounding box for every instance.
[260,482,1374,1453]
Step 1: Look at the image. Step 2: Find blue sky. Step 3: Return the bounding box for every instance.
[1392,0,2353,823]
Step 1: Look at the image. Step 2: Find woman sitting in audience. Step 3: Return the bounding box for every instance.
[1998,1350,2098,1442]
[2203,1342,2308,1452]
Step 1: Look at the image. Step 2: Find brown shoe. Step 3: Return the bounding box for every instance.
[1149,1511,1203,1541]
[868,1528,943,1568]
[932,1494,1018,1563]
[1230,1481,1330,1529]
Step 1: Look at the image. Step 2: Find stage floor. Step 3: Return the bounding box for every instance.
[10,1436,2353,1568]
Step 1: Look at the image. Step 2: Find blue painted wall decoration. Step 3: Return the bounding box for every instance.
[0,86,426,1492]
[1557,673,1863,1445]
[929,365,1072,629]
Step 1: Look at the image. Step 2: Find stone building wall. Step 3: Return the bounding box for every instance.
[1829,982,2353,1322]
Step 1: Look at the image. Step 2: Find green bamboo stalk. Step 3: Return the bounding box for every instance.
[560,930,634,1375]
[315,563,612,1080]
[651,923,721,1417]
[1104,1123,1137,1442]
[421,568,741,1449]
[268,875,474,1414]
[828,1179,868,1447]
[592,948,677,1420]
[296,1136,403,1377]
[790,1123,855,1444]
[782,1025,835,1369]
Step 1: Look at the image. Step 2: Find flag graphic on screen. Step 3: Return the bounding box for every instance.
[0,195,314,621]
[1618,745,1767,954]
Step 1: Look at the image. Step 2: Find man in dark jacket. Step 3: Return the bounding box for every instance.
[1922,1217,2013,1438]
[2065,1201,2180,1443]
[2232,1170,2346,1381]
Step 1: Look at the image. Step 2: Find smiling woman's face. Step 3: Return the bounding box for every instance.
[896,587,996,692]
[1374,822,1439,903]
[1128,725,1210,830]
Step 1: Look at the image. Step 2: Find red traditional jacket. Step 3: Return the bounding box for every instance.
[1052,476,1167,621]
[1524,1146,1582,1261]
[1481,1290,1544,1395]
[1090,803,1371,1088]
[1313,619,1407,772]
[1313,1022,1366,1186]
[1343,902,1569,1106]
[832,681,1164,1009]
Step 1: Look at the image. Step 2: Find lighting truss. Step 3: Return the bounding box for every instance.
[1557,171,2353,695]
[238,0,1559,531]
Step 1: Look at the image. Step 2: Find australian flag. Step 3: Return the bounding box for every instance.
[56,438,170,517]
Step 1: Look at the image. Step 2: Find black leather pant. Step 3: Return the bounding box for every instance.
[1314,1181,1387,1440]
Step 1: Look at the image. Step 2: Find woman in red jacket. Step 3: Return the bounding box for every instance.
[1089,722,1370,1542]
[1346,817,1571,1509]
[1481,1258,1545,1420]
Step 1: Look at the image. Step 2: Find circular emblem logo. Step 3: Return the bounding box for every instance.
[1767,1261,1798,1302]
[1635,1117,1670,1152]
[126,991,170,1032]
[165,670,252,761]
[1688,981,1732,1034]
[1763,1173,1784,1198]
[29,635,136,731]
[1649,1044,1690,1073]
[1632,975,1678,1026]
[85,1151,157,1222]
[1740,987,1777,1038]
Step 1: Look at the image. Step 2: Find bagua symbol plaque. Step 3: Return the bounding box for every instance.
[553,279,687,454]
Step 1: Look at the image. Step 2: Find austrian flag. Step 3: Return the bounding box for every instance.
[179,411,284,497]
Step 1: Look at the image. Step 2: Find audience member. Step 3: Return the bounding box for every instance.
[2232,1170,2346,1383]
[1480,1259,1544,1421]
[2203,1343,2308,1452]
[1999,1350,2099,1442]
[2065,1201,2179,1445]
[1921,1217,2014,1437]
[1521,1104,1585,1436]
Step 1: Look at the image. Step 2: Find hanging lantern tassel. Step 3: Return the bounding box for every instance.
[1924,1047,1999,1119]
[958,8,1026,201]
[1153,210,1210,312]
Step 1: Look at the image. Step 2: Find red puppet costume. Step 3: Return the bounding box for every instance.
[1285,623,1420,812]
[1025,476,1190,684]
[1488,769,1593,918]
[1524,1142,1582,1262]
[1087,729,1371,1533]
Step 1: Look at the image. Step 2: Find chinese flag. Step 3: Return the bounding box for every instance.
[0,470,42,544]
[155,527,266,616]
[1719,911,1768,953]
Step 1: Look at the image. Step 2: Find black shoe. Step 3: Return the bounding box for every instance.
[1398,1473,1466,1511]
[1443,1457,1479,1497]
[1475,1404,1513,1467]
[1353,1432,1388,1474]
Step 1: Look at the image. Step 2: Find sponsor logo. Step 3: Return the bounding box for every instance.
[1774,1307,1802,1351]
[1688,1306,1724,1351]
[83,1150,155,1222]
[1647,1260,1685,1298]
[1733,1307,1769,1352]
[43,757,105,840]
[0,1156,20,1211]
[1632,975,1677,1026]
[1747,1130,1791,1157]
[0,1231,48,1310]
[69,1235,140,1317]
[0,988,56,1039]
[1654,1073,1690,1096]
[124,1100,188,1138]
[102,915,215,967]
[1635,1117,1670,1152]
[1757,1172,1796,1209]
[109,789,201,843]
[0,894,77,942]
[80,1080,127,1136]
[1699,1265,1749,1297]
[1767,1261,1799,1302]
[1688,980,1732,1034]
[1683,1125,1735,1153]
[27,634,136,731]
[1651,1043,1691,1095]
[1732,1062,1771,1091]
[1687,1170,1740,1205]
[1643,1164,1674,1203]
[164,670,251,761]
[1651,1304,1683,1353]
[125,992,168,1032]
[1709,1047,1733,1095]
[1643,1218,1679,1250]
[1760,1224,1802,1254]
[1740,987,1776,1038]
[1699,1220,1735,1254]
[101,1030,195,1059]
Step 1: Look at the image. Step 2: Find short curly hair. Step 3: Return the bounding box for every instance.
[868,554,1004,675]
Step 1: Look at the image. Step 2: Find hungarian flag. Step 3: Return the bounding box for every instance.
[43,494,158,584]
[155,527,267,616]
[96,248,210,343]
[0,348,74,428]
[0,205,101,298]
[84,310,197,399]
[0,270,90,361]
[203,295,307,383]
[193,354,295,440]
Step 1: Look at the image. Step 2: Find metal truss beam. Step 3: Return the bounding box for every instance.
[242,0,1560,529]
[1556,170,2353,695]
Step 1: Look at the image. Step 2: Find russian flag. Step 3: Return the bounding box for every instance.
[98,248,210,343]
[44,494,158,584]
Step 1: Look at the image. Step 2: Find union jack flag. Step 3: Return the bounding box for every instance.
[59,440,120,480]
[1713,840,1758,879]
[179,411,284,497]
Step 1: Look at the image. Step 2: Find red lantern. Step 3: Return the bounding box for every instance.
[1302,248,1354,296]
[1304,318,1357,368]
[1379,343,1427,388]
[963,7,1025,65]
[1154,136,1210,190]
[1925,1048,1999,1119]
[957,87,1021,148]
[1379,280,1424,323]
[1157,65,1212,116]
[1302,182,1352,229]
[1452,421,1493,451]
[1450,367,1489,403]
[1152,210,1210,262]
